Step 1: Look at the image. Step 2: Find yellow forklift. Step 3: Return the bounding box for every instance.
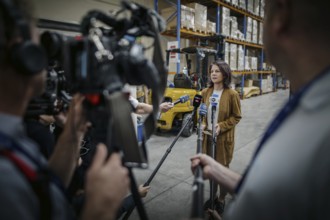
[157,46,217,137]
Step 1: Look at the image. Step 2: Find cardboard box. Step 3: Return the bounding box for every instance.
[221,7,231,36]
[251,57,258,69]
[244,79,253,87]
[253,0,260,16]
[239,0,246,10]
[258,22,263,44]
[224,42,230,64]
[230,44,238,70]
[237,30,245,40]
[231,0,239,6]
[252,19,259,43]
[260,0,265,17]
[247,0,254,13]
[246,32,252,42]
[230,17,238,38]
[246,17,253,42]
[237,45,244,70]
[207,20,216,34]
[245,56,251,69]
[187,3,207,32]
[161,5,195,30]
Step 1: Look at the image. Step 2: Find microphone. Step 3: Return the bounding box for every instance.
[209,93,219,211]
[199,103,207,117]
[190,102,207,219]
[193,94,202,109]
[172,95,189,105]
[196,103,207,153]
[209,93,219,109]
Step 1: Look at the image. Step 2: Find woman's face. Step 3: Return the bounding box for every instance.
[210,64,224,85]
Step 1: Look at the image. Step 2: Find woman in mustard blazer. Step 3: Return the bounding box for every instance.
[201,59,242,214]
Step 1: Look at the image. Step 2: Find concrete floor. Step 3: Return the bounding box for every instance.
[128,89,290,220]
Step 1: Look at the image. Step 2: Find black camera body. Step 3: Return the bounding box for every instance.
[62,35,123,94]
[26,66,69,117]
[33,0,167,168]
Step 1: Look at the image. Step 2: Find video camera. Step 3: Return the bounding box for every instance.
[33,0,167,168]
[25,64,71,117]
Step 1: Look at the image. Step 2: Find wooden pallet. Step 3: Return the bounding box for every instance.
[195,29,207,34]
[207,32,217,36]
[182,26,194,32]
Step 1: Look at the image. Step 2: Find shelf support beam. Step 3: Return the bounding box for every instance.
[176,0,181,74]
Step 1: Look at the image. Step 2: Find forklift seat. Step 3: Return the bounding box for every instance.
[174,73,193,89]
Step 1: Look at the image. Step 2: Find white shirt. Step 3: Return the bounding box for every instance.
[207,89,223,130]
[129,96,139,109]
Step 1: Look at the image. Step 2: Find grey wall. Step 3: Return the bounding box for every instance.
[32,0,193,81]
[32,0,151,23]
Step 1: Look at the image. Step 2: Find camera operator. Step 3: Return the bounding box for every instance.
[0,0,130,219]
[24,108,68,159]
[24,114,57,158]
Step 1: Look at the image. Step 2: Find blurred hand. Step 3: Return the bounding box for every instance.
[208,209,222,220]
[215,124,221,136]
[48,94,92,186]
[190,154,218,180]
[63,94,90,143]
[159,102,173,113]
[83,144,130,220]
[54,112,67,128]
[138,184,151,198]
[39,115,55,125]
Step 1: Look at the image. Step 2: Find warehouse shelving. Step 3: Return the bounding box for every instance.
[156,0,277,98]
[233,70,275,74]
[224,37,263,49]
[209,0,263,22]
[162,27,212,38]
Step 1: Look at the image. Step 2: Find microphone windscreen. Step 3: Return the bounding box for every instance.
[199,103,207,116]
[209,93,219,107]
[179,95,189,103]
[193,94,202,108]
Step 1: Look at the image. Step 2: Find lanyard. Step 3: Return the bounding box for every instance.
[0,132,44,168]
[235,66,330,193]
[0,131,68,199]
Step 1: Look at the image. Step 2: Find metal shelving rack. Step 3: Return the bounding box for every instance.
[155,0,276,97]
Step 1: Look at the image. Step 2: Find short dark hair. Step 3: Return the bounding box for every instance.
[266,0,330,39]
[0,0,35,66]
[208,59,232,89]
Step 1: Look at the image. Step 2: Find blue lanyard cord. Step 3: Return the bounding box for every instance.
[0,131,69,199]
[0,132,44,169]
[235,66,330,193]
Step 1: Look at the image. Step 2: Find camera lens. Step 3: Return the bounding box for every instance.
[40,31,63,61]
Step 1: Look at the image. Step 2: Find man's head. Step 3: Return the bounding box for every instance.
[264,0,330,76]
[0,0,46,107]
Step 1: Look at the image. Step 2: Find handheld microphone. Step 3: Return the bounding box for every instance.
[209,93,219,109]
[172,95,189,105]
[199,103,207,117]
[209,94,219,211]
[190,102,207,219]
[196,103,207,152]
[193,94,202,109]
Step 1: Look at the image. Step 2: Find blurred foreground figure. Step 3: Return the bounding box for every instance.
[191,0,330,219]
[0,0,129,219]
